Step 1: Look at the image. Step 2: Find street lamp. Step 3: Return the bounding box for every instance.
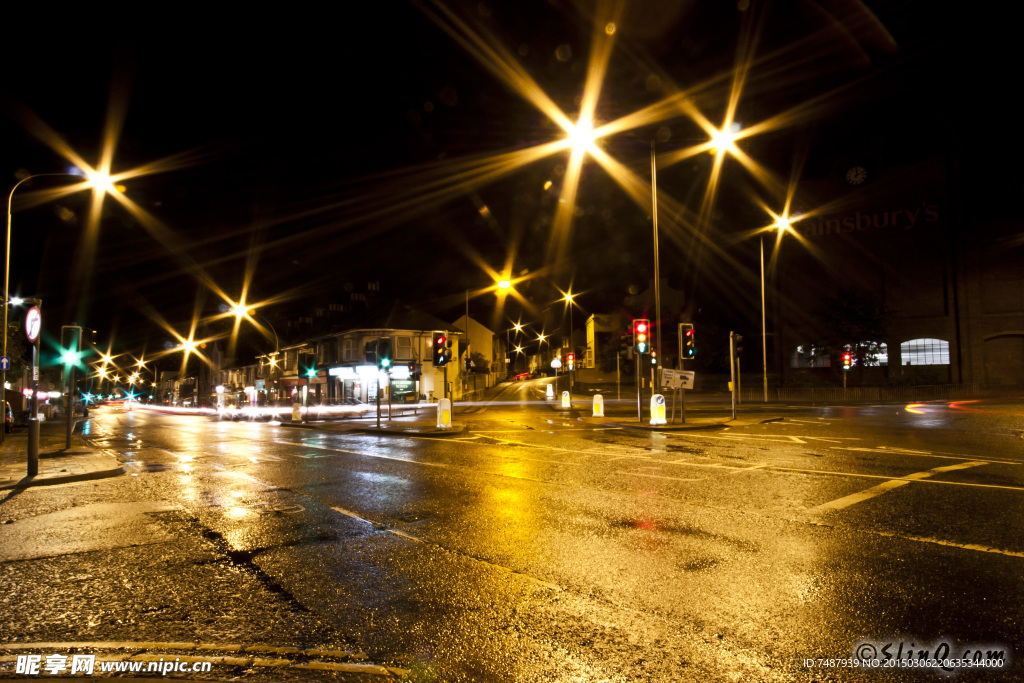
[505,320,525,378]
[253,313,280,404]
[761,211,796,404]
[3,171,115,444]
[561,291,577,393]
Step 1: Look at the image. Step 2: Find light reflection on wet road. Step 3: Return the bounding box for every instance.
[15,398,1024,680]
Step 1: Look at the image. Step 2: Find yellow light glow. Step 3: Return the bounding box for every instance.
[84,169,117,194]
[497,279,512,289]
[709,124,739,156]
[567,118,596,154]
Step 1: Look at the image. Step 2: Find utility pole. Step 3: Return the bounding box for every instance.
[729,331,737,420]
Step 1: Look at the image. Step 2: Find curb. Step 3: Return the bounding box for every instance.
[601,421,731,432]
[351,425,470,438]
[0,465,127,491]
[596,416,784,432]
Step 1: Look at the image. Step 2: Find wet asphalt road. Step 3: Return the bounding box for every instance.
[2,384,1023,681]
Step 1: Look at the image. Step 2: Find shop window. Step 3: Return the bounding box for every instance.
[901,338,949,365]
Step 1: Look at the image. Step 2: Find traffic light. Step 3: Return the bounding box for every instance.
[650,350,657,366]
[633,318,650,354]
[305,354,318,379]
[566,352,575,370]
[680,323,695,359]
[842,352,852,370]
[432,332,449,366]
[377,338,392,369]
[734,334,744,357]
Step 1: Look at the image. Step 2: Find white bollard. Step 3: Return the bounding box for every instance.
[546,384,554,400]
[649,394,666,425]
[593,394,604,417]
[561,390,571,408]
[437,398,452,430]
[292,403,302,421]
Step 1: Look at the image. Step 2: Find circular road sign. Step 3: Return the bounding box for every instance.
[25,306,41,343]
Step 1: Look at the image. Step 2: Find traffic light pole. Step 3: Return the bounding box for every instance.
[28,337,39,475]
[729,331,737,420]
[63,325,81,449]
[636,353,642,423]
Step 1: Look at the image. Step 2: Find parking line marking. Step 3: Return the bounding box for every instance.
[806,461,989,513]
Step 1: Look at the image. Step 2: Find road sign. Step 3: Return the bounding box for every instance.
[25,307,41,343]
[661,369,695,390]
[0,357,9,371]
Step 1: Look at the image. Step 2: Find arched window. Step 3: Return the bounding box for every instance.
[901,338,949,365]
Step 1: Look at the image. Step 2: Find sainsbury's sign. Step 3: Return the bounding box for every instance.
[795,202,940,238]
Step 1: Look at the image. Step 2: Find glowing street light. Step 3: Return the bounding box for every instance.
[3,170,122,445]
[759,208,802,404]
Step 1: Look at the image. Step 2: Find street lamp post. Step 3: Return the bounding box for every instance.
[761,237,768,404]
[562,292,576,394]
[4,175,75,444]
[4,171,114,444]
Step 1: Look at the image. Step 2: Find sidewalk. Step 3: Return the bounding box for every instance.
[0,420,125,491]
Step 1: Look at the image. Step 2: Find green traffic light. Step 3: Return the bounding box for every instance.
[381,358,391,368]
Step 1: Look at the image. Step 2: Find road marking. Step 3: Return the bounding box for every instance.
[862,529,1024,558]
[833,446,1024,466]
[619,471,704,482]
[806,461,989,513]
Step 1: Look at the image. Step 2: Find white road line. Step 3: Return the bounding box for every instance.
[806,461,989,513]
[862,529,1024,558]
[833,446,1024,466]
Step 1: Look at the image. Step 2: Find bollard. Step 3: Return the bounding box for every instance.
[546,383,554,400]
[292,403,301,421]
[437,398,452,430]
[649,394,666,425]
[593,394,604,417]
[561,391,571,408]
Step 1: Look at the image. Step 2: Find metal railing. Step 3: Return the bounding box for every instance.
[738,383,987,404]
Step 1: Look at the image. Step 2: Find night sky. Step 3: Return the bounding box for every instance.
[1,1,1017,369]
